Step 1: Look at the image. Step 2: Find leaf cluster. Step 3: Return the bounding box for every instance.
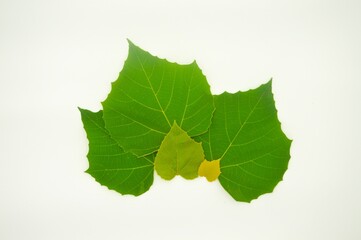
[79,40,291,202]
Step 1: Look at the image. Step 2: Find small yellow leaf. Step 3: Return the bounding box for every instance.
[198,159,221,182]
[155,122,204,180]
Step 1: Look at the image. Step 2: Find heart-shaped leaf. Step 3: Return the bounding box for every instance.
[196,81,292,202]
[102,41,214,157]
[79,41,292,202]
[154,122,204,180]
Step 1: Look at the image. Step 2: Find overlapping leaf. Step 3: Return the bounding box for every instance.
[79,41,292,202]
[196,81,291,202]
[102,41,214,157]
[79,108,154,196]
[154,122,204,180]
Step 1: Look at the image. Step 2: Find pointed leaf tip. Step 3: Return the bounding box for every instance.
[102,41,214,156]
[195,80,291,202]
[126,38,134,45]
[80,108,154,196]
[127,39,141,52]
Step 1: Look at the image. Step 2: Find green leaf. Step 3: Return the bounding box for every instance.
[154,122,204,180]
[102,40,214,157]
[79,40,292,202]
[196,81,292,202]
[79,108,154,196]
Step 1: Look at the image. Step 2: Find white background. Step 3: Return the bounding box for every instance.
[1,0,361,239]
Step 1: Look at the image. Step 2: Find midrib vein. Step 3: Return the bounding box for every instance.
[85,112,154,165]
[180,64,195,127]
[219,90,267,162]
[135,53,172,127]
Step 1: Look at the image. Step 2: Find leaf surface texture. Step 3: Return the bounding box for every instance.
[155,122,204,180]
[102,41,214,157]
[79,108,154,196]
[196,81,291,202]
[79,41,292,202]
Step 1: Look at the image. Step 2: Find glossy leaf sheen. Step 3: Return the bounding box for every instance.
[155,122,204,180]
[196,81,291,202]
[79,108,154,196]
[102,41,214,157]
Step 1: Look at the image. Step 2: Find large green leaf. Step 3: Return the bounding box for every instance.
[196,81,291,202]
[79,108,154,196]
[154,122,204,180]
[102,41,214,157]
